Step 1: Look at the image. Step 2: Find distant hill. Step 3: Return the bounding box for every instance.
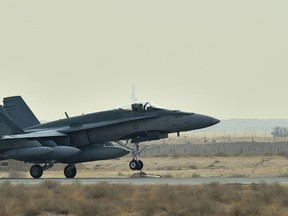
[203,119,288,133]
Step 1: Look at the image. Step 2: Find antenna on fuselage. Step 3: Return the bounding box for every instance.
[130,84,137,103]
[65,112,69,118]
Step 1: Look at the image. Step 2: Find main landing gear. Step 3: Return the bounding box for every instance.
[30,164,44,179]
[30,162,54,179]
[29,162,77,179]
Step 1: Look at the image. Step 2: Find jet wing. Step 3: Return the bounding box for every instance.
[60,115,158,133]
[2,130,67,140]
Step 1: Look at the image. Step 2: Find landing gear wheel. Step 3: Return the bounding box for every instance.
[129,159,144,171]
[30,165,43,179]
[137,160,144,170]
[129,159,139,170]
[64,165,77,178]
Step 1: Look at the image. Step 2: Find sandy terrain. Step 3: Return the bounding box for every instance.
[78,155,288,178]
[2,155,288,178]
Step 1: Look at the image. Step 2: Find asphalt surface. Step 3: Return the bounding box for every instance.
[1,177,288,185]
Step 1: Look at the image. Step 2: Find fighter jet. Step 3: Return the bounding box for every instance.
[0,96,219,178]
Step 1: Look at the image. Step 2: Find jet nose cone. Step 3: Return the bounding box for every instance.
[193,114,220,129]
[211,117,220,126]
[203,115,220,127]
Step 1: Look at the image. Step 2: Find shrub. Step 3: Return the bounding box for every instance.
[0,182,287,215]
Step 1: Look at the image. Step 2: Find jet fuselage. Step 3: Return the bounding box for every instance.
[27,107,219,147]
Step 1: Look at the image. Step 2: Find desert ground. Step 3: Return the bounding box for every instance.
[51,155,288,178]
[2,155,288,178]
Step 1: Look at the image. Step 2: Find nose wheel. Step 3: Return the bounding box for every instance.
[129,159,144,170]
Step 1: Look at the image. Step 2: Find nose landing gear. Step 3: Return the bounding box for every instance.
[129,143,145,170]
[115,141,147,171]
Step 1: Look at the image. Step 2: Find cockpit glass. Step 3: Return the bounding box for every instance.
[120,102,163,111]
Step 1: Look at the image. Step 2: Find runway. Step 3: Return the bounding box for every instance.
[1,177,288,185]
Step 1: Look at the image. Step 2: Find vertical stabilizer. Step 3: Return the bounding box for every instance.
[0,105,24,135]
[3,96,40,129]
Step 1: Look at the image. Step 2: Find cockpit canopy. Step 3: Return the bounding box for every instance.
[132,102,154,111]
[120,102,163,112]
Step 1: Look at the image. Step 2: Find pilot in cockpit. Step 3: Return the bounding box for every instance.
[131,102,155,111]
[131,103,144,111]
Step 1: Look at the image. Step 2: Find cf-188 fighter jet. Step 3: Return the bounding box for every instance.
[0,96,219,178]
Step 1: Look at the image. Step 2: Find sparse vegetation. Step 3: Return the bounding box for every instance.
[7,171,27,178]
[0,181,288,216]
[272,127,288,138]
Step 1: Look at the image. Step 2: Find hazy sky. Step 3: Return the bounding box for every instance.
[1,1,288,121]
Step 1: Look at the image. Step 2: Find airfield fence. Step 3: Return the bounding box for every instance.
[142,142,288,157]
[140,132,288,157]
[158,131,288,145]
